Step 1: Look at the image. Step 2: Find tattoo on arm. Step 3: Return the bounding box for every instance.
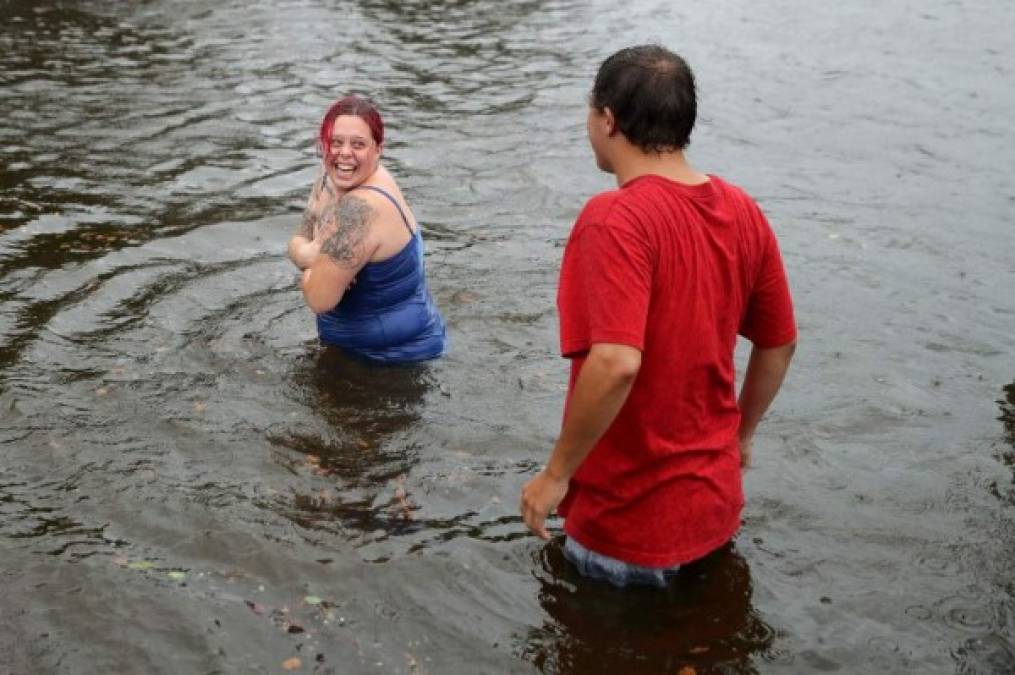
[297,173,337,239]
[297,209,317,239]
[320,195,372,268]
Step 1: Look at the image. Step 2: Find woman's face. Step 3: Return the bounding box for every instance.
[325,115,381,191]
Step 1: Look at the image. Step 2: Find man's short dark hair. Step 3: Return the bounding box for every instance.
[591,45,697,153]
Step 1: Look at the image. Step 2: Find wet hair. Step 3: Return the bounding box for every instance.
[591,45,696,152]
[318,95,384,155]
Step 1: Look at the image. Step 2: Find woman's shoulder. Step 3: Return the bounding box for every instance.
[362,168,406,203]
[346,176,415,254]
[354,171,412,223]
[346,183,404,221]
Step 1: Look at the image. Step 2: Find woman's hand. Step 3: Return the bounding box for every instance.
[312,208,338,245]
[290,214,337,271]
[294,207,337,266]
[288,172,340,269]
[289,235,321,270]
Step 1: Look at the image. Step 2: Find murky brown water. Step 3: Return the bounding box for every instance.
[2,0,1013,673]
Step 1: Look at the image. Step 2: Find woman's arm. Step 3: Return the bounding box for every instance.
[288,224,320,270]
[301,194,378,313]
[287,173,335,269]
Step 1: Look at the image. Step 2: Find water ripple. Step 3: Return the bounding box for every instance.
[1,0,1014,672]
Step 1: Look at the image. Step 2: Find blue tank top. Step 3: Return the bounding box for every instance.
[316,185,447,363]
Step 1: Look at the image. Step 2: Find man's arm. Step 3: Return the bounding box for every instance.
[737,340,796,467]
[520,342,641,540]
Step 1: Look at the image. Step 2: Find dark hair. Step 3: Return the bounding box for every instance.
[318,95,384,155]
[591,45,696,152]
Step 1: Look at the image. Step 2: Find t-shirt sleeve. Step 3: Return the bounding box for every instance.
[739,220,796,348]
[578,211,653,351]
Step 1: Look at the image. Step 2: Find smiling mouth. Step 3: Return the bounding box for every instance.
[332,162,357,176]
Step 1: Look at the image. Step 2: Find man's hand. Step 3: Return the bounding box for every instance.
[739,435,752,468]
[518,343,641,541]
[520,469,569,540]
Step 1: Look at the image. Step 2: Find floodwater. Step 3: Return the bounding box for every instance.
[1,0,1013,672]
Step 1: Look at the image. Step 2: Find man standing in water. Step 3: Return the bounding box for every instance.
[520,45,797,587]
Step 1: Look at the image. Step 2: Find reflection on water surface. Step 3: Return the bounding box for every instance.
[1,0,1014,672]
[524,541,777,674]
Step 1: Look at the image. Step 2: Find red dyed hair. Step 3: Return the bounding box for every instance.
[318,95,384,157]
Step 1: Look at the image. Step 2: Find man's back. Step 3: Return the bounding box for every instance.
[556,174,796,567]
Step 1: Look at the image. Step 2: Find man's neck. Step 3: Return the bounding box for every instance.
[611,149,709,187]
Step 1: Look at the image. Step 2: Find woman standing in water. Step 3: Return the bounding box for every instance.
[288,95,447,363]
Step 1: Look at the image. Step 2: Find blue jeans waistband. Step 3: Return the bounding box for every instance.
[563,536,680,589]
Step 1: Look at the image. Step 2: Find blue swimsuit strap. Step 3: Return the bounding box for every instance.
[354,185,414,236]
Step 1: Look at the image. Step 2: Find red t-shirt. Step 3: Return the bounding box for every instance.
[556,174,796,567]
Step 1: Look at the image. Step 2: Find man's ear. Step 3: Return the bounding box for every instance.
[603,107,618,137]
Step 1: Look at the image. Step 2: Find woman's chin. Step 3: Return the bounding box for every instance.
[327,173,362,192]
